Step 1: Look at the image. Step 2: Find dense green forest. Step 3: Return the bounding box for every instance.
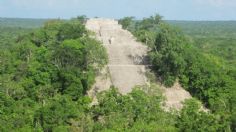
[0,17,235,131]
[119,15,236,131]
[0,18,47,28]
[168,20,236,69]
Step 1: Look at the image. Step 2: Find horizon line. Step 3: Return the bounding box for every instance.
[1,16,236,22]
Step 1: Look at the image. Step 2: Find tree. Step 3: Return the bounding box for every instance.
[57,21,87,41]
[75,15,87,24]
[34,95,85,131]
[149,24,187,86]
[177,99,225,132]
[0,18,108,131]
[91,87,177,131]
[53,39,85,69]
[82,37,108,71]
[137,14,162,31]
[118,16,135,30]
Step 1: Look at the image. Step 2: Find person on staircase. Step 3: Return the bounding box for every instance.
[109,36,114,44]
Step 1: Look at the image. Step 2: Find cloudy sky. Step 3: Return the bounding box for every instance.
[0,0,235,20]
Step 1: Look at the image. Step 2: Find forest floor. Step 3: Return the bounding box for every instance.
[86,18,191,110]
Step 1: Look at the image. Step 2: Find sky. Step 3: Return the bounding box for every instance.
[0,0,236,20]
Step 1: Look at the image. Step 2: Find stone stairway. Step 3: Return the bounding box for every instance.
[86,18,148,94]
[86,18,194,111]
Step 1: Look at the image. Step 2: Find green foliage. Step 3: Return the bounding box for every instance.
[0,18,46,28]
[54,39,85,69]
[34,95,87,131]
[133,29,156,47]
[56,21,87,41]
[82,37,108,70]
[91,87,178,131]
[30,29,48,47]
[74,15,87,24]
[136,14,163,31]
[118,16,135,30]
[177,99,228,132]
[125,15,236,131]
[119,14,163,48]
[168,21,236,69]
[149,24,187,86]
[0,18,107,131]
[1,16,236,131]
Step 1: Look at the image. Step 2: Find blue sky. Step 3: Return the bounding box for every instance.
[0,0,236,20]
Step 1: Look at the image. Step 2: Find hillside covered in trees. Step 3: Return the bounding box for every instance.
[119,15,236,131]
[0,16,235,131]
